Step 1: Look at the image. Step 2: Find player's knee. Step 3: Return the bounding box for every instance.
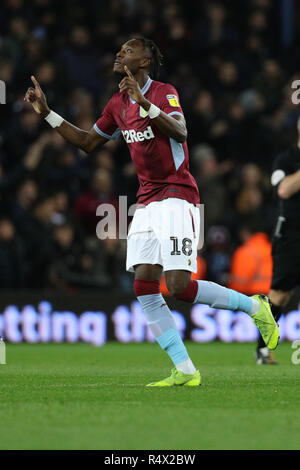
[166,278,189,297]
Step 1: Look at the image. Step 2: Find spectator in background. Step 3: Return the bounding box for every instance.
[227,163,276,236]
[93,234,125,289]
[187,89,217,148]
[21,195,56,287]
[50,225,125,290]
[195,2,239,53]
[68,87,95,126]
[3,108,42,169]
[92,148,115,172]
[50,190,71,225]
[49,222,91,290]
[222,185,266,246]
[35,137,83,199]
[214,61,243,99]
[228,219,272,296]
[240,163,265,189]
[2,15,28,63]
[254,59,286,112]
[10,178,38,228]
[15,37,46,87]
[247,7,274,49]
[203,225,231,285]
[192,144,232,232]
[229,163,271,200]
[0,217,26,288]
[50,189,85,243]
[56,25,103,96]
[73,168,118,236]
[0,133,48,214]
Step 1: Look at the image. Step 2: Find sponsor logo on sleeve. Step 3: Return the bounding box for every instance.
[166,94,180,107]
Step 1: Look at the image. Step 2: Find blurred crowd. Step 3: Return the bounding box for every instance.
[0,0,300,293]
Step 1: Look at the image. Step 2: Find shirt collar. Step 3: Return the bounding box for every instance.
[141,76,152,95]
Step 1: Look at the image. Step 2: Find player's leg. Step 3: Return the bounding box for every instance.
[165,271,261,315]
[134,264,199,383]
[171,277,278,349]
[126,205,200,386]
[160,199,279,350]
[167,275,259,314]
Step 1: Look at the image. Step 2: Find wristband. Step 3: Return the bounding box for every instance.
[45,110,64,128]
[148,103,161,119]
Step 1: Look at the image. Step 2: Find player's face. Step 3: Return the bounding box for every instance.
[113,39,149,75]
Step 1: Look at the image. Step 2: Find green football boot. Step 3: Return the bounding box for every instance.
[146,368,201,387]
[251,294,279,350]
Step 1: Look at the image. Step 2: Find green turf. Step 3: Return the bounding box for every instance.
[0,341,299,450]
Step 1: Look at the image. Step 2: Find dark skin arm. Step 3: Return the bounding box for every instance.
[24,76,107,153]
[119,66,187,143]
[55,121,107,153]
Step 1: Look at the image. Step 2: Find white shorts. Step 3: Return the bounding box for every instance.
[126,198,200,273]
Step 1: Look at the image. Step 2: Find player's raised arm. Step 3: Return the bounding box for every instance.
[119,66,187,143]
[24,76,107,153]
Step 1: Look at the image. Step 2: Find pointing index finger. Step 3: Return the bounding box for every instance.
[31,75,41,90]
[124,66,134,79]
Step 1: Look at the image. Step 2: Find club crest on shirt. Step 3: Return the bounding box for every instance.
[166,94,180,107]
[139,106,148,118]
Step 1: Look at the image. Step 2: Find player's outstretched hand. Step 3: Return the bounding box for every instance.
[24,76,50,117]
[119,66,144,104]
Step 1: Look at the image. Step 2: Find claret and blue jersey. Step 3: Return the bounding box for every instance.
[94,77,200,206]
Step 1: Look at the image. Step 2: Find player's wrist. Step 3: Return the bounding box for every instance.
[136,98,161,119]
[138,97,151,110]
[40,105,51,119]
[148,103,161,119]
[44,110,64,128]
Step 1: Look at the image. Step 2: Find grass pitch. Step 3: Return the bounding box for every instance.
[0,341,299,450]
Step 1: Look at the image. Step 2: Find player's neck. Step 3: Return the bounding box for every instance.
[134,71,150,89]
